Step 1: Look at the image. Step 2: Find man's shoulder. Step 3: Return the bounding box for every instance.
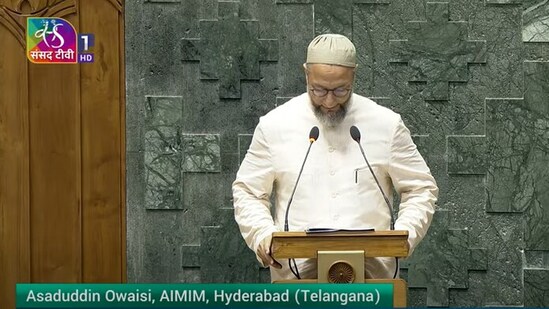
[352,94,401,122]
[260,93,309,124]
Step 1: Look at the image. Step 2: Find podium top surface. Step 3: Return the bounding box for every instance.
[273,230,409,237]
[271,230,409,258]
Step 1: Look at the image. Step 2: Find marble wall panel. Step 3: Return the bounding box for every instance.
[127,1,549,306]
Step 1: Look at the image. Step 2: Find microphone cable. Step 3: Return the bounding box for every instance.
[285,126,320,279]
[350,125,399,279]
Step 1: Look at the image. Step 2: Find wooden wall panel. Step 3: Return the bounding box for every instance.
[0,19,31,309]
[80,0,125,282]
[28,14,82,282]
[0,0,125,307]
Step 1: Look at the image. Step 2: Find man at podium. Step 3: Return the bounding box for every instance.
[233,33,439,281]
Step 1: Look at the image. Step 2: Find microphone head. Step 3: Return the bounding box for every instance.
[350,125,361,142]
[309,126,319,142]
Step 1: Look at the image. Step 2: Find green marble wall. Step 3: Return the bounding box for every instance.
[126,0,549,306]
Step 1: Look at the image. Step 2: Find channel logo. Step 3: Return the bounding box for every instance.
[26,17,95,64]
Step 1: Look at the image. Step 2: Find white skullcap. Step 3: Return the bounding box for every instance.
[306,34,357,67]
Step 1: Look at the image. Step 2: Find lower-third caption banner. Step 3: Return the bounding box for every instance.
[16,283,393,308]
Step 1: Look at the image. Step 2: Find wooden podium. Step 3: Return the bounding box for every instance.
[271,230,409,308]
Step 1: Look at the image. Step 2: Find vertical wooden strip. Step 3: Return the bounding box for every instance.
[80,0,123,282]
[28,13,82,282]
[0,23,31,309]
[19,16,32,290]
[119,0,127,282]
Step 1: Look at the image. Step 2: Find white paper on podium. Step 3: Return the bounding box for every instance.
[305,227,375,234]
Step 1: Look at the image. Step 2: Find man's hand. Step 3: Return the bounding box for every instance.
[257,234,282,269]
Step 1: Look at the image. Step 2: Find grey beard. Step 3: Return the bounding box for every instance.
[313,105,347,127]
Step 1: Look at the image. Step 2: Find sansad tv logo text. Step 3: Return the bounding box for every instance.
[27,17,95,64]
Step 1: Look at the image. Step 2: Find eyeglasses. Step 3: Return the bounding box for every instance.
[309,87,351,98]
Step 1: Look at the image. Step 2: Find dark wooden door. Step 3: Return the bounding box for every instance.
[0,0,125,308]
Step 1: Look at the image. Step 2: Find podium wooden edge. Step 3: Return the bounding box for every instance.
[272,278,407,308]
[271,230,409,259]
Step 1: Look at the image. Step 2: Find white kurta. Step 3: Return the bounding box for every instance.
[233,93,438,281]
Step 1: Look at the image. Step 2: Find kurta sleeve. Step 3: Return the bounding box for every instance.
[388,118,438,255]
[232,120,279,265]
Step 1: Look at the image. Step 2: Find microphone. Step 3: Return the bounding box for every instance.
[284,126,319,232]
[350,125,394,230]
